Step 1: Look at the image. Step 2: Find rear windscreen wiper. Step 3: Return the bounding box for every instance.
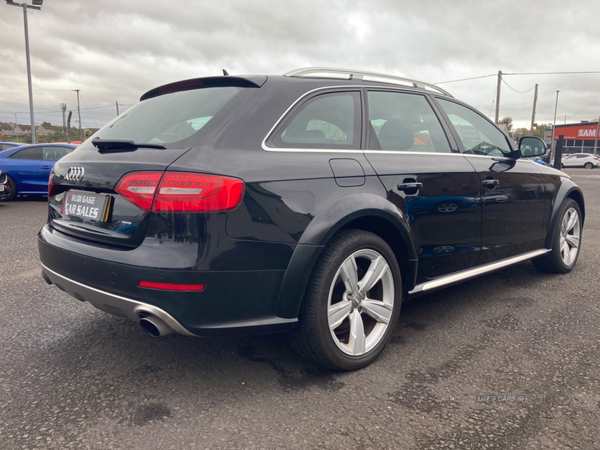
[92,139,166,152]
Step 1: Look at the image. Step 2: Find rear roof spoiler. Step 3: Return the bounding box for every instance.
[140,75,267,101]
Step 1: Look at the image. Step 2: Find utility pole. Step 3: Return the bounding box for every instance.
[551,90,560,161]
[593,114,600,156]
[495,70,502,124]
[66,111,72,144]
[6,1,43,143]
[73,89,81,140]
[115,101,120,116]
[530,84,538,136]
[60,103,67,137]
[13,113,18,142]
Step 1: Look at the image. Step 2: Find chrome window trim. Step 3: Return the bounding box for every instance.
[262,85,451,154]
[261,86,525,158]
[365,150,460,156]
[262,86,362,153]
[408,248,550,295]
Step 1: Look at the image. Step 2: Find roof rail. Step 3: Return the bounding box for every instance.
[284,67,453,97]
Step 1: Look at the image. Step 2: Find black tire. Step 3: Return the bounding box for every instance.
[532,198,582,274]
[0,175,17,202]
[584,162,593,169]
[288,230,402,371]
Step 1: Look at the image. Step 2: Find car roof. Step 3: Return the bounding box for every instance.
[0,143,77,158]
[140,68,453,102]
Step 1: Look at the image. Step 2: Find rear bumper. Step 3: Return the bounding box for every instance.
[42,263,195,335]
[38,230,298,336]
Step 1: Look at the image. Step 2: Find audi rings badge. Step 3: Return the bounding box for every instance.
[66,167,85,182]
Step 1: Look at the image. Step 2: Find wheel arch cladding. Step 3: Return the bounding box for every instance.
[276,194,418,319]
[546,181,585,249]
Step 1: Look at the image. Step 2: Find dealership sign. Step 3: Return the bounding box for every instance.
[554,123,599,140]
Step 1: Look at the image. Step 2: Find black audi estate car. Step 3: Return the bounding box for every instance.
[39,68,584,370]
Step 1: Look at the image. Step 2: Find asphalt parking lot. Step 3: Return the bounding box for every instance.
[1,169,599,450]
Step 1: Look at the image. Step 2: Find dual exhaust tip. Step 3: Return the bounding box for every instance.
[139,315,174,337]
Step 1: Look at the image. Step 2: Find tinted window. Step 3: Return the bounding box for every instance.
[367,91,451,153]
[438,99,511,156]
[9,146,43,160]
[91,87,242,145]
[272,92,361,149]
[43,146,74,161]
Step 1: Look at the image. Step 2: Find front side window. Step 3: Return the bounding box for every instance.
[271,92,361,149]
[437,99,511,156]
[9,146,43,160]
[367,91,451,153]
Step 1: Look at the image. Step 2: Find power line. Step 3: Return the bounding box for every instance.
[501,78,535,94]
[434,74,496,84]
[504,71,600,76]
[566,97,600,119]
[435,70,600,85]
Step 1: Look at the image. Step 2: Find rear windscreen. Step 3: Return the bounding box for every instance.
[78,86,249,150]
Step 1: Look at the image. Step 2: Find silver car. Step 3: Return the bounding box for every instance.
[561,153,599,169]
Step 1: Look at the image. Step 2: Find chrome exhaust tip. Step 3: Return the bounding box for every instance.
[139,315,174,337]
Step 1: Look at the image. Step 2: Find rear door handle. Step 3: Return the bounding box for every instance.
[482,179,500,188]
[397,182,423,191]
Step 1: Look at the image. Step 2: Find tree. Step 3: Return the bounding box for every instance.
[533,123,552,139]
[42,128,80,143]
[498,117,513,135]
[512,127,529,141]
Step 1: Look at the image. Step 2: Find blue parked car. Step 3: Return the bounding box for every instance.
[0,142,22,152]
[0,143,77,201]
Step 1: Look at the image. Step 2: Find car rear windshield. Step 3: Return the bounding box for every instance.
[78,86,252,150]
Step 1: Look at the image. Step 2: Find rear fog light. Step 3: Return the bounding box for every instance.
[138,281,206,291]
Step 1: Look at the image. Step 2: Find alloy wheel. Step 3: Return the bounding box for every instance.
[560,207,580,266]
[327,249,394,356]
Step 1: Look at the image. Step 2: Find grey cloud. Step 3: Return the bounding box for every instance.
[1,0,599,129]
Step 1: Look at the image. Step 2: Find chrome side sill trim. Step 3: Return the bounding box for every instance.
[41,263,195,336]
[409,248,550,295]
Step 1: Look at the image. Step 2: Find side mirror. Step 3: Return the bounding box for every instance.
[519,136,547,158]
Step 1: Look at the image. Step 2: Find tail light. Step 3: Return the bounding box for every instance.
[115,171,244,212]
[115,172,162,211]
[48,168,58,197]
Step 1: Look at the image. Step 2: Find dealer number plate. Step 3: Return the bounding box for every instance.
[63,191,112,222]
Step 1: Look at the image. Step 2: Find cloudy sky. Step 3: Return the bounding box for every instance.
[1,0,599,132]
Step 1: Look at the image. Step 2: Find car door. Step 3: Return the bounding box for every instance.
[38,146,74,186]
[563,155,578,167]
[362,90,482,279]
[436,98,547,264]
[5,145,45,192]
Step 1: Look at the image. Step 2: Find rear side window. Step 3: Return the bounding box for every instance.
[438,99,511,156]
[8,146,43,160]
[367,91,451,153]
[271,92,361,149]
[43,146,74,161]
[86,87,245,147]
